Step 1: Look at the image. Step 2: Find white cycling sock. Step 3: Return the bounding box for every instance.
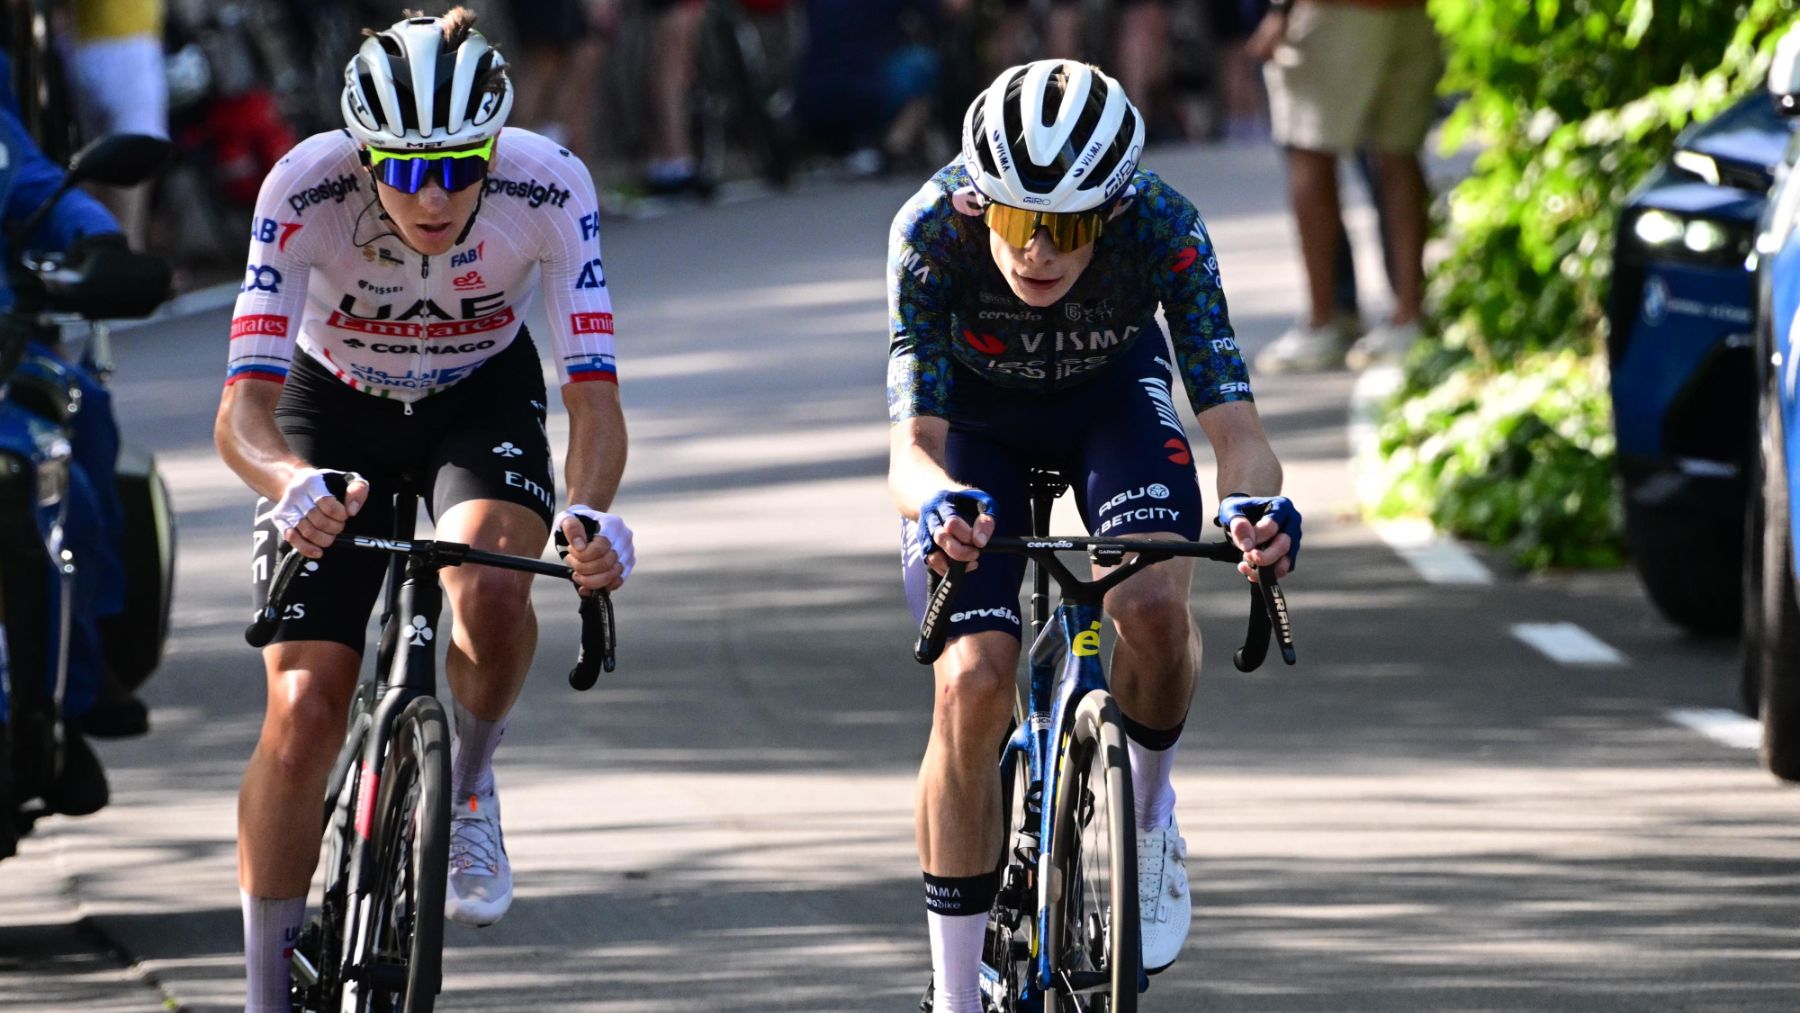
[451,699,507,801]
[241,891,305,1013]
[928,911,987,1013]
[1129,737,1180,832]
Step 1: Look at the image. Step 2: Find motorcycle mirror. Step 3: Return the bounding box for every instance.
[1772,27,1800,115]
[66,134,173,187]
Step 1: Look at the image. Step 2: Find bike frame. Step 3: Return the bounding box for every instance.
[999,593,1110,1003]
[993,476,1147,1004]
[335,487,441,982]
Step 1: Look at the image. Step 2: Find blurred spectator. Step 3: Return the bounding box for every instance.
[992,0,1080,66]
[794,0,941,173]
[62,0,168,251]
[1209,0,1269,141]
[501,0,605,163]
[0,47,142,739]
[643,0,707,195]
[1114,1,1171,138]
[1250,0,1440,374]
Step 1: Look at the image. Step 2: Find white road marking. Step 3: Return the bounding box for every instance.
[1349,364,1495,585]
[1668,707,1762,750]
[1374,519,1495,585]
[1510,622,1626,665]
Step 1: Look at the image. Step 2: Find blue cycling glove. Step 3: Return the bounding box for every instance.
[1217,493,1303,570]
[917,488,996,560]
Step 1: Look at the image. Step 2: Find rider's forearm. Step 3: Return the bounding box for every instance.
[215,380,308,502]
[1198,401,1284,499]
[562,381,627,510]
[888,416,958,520]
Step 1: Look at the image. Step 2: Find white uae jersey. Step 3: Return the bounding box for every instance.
[225,127,617,401]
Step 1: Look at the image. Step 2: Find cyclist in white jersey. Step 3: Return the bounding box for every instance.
[212,11,631,1010]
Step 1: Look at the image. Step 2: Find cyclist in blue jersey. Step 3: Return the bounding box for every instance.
[888,60,1302,1009]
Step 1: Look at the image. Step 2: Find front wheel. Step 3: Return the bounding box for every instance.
[1045,691,1138,1013]
[343,696,449,1013]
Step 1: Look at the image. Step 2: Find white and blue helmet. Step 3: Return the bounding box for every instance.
[961,60,1145,213]
[341,12,512,150]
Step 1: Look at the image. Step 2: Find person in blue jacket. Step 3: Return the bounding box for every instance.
[0,47,143,752]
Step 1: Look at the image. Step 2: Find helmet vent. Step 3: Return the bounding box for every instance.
[1078,106,1136,192]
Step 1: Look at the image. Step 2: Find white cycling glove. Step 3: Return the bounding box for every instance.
[256,468,362,537]
[555,505,636,581]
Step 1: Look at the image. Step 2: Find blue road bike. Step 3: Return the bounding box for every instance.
[916,472,1295,1012]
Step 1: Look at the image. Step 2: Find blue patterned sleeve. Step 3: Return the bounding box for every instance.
[1152,187,1253,414]
[887,181,956,422]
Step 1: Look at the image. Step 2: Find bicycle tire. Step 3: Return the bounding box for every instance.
[1044,691,1138,1012]
[343,695,449,1013]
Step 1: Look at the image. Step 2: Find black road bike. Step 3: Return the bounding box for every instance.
[247,478,616,1013]
[916,472,1294,1011]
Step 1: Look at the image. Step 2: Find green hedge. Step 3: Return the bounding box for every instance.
[1373,0,1798,567]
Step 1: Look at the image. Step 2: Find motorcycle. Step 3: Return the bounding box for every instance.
[0,132,174,860]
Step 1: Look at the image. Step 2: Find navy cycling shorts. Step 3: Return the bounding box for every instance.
[901,337,1203,643]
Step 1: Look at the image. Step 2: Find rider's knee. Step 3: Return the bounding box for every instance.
[449,567,533,631]
[1107,578,1191,641]
[935,643,1016,734]
[261,683,346,777]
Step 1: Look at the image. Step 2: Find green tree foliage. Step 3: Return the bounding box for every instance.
[1374,0,1797,567]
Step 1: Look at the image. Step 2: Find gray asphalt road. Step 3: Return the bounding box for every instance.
[3,142,1796,1013]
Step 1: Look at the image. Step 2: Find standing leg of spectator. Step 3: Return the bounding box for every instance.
[1371,149,1425,326]
[1115,2,1171,135]
[646,0,705,194]
[1045,3,1081,59]
[1288,147,1341,332]
[64,31,168,250]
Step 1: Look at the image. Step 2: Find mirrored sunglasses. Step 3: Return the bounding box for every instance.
[367,138,496,194]
[982,201,1107,253]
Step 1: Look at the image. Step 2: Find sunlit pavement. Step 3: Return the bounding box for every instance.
[3,141,1795,1012]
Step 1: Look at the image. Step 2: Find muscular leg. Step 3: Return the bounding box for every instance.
[436,499,550,726]
[238,642,361,896]
[917,630,1019,874]
[1100,539,1198,832]
[238,641,360,1011]
[917,629,1019,1013]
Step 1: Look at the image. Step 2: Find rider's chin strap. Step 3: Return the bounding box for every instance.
[451,187,485,247]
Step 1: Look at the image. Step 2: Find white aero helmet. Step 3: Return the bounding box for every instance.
[341,13,513,150]
[962,60,1144,213]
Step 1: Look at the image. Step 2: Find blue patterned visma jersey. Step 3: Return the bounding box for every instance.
[886,161,1253,422]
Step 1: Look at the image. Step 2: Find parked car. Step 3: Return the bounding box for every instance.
[1607,89,1796,636]
[1749,28,1800,781]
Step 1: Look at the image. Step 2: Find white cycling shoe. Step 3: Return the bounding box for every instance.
[1136,816,1190,974]
[446,789,513,927]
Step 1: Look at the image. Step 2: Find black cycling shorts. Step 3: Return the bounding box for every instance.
[249,332,556,653]
[900,336,1204,643]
